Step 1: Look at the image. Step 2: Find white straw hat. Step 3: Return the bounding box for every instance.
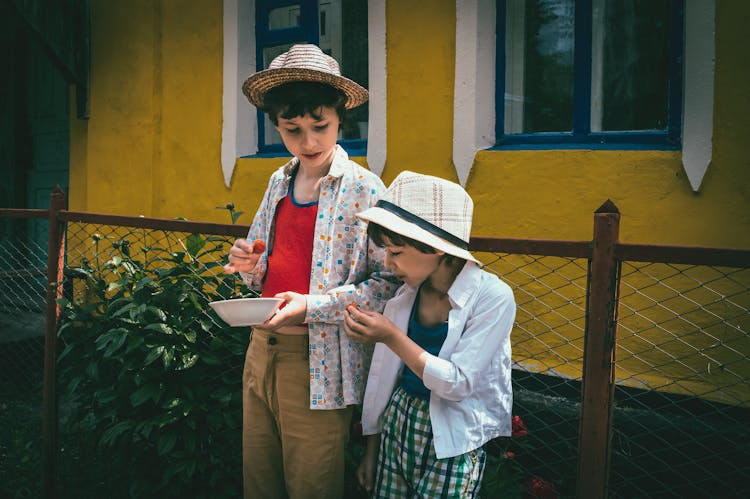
[242,43,368,110]
[357,171,480,264]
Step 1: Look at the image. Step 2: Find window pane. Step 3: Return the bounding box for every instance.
[261,0,368,147]
[268,5,300,30]
[505,0,574,134]
[336,0,368,140]
[594,0,670,132]
[262,43,295,147]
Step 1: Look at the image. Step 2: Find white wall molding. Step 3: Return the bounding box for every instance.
[682,0,715,192]
[221,0,256,188]
[452,0,496,187]
[366,0,387,176]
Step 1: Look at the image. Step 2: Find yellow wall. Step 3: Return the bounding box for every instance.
[71,0,750,248]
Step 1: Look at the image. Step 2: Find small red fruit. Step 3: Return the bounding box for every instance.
[252,239,266,254]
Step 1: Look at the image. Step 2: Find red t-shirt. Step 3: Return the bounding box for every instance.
[261,193,318,298]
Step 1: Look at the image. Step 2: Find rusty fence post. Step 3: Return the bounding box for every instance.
[43,186,66,499]
[576,200,621,499]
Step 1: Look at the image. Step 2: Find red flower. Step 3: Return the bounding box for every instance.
[505,451,515,460]
[512,415,528,437]
[523,476,558,499]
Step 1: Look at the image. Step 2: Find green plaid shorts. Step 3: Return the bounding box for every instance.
[373,386,487,498]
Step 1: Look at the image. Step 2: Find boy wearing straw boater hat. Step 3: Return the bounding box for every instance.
[224,44,398,499]
[343,171,517,498]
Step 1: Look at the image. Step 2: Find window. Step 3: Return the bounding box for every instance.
[496,0,684,149]
[255,0,369,153]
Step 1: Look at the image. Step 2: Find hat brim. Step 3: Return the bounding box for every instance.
[243,68,369,110]
[357,207,482,265]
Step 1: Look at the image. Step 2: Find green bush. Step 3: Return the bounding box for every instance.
[57,230,253,498]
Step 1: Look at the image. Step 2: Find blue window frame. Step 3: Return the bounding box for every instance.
[255,0,368,156]
[495,0,684,150]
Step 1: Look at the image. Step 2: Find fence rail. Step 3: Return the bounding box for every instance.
[1,190,748,498]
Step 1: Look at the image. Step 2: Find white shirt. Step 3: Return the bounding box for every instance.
[361,261,516,458]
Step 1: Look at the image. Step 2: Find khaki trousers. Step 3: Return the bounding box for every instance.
[242,328,353,499]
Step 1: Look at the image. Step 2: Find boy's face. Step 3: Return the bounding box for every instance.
[275,106,340,171]
[382,240,443,288]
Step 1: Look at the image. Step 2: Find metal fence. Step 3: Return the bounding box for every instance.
[1,193,748,499]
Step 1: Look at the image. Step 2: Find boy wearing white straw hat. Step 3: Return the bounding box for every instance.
[344,171,517,498]
[224,43,398,499]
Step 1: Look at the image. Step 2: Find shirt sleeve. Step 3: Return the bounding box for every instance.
[422,278,516,401]
[305,169,401,322]
[306,242,400,320]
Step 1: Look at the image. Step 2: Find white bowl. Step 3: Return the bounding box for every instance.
[209,298,283,326]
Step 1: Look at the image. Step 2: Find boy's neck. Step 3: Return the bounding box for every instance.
[293,159,333,204]
[423,259,464,296]
[296,161,332,180]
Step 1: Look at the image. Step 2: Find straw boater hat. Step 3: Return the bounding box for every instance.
[242,43,369,110]
[357,171,481,265]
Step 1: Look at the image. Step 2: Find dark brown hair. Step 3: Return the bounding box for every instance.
[368,222,466,267]
[262,81,348,125]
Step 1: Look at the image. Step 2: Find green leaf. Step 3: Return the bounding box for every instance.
[58,343,76,363]
[143,346,165,366]
[231,210,245,223]
[133,276,156,292]
[157,433,178,456]
[95,387,117,405]
[210,390,232,405]
[104,329,129,356]
[130,384,160,407]
[186,233,206,257]
[99,421,132,448]
[178,353,199,370]
[67,376,84,394]
[144,323,173,335]
[162,346,175,368]
[85,361,99,381]
[124,335,145,354]
[111,301,136,317]
[135,421,155,439]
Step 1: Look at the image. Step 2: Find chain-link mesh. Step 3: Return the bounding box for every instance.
[0,220,48,498]
[0,224,48,382]
[478,252,588,496]
[610,262,750,498]
[3,208,749,498]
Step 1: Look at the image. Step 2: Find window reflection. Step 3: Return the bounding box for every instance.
[504,0,674,137]
[505,0,574,134]
[595,0,670,132]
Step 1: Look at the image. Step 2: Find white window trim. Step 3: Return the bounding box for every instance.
[453,0,496,187]
[366,0,387,176]
[454,0,715,193]
[682,0,715,192]
[221,0,386,187]
[221,0,256,188]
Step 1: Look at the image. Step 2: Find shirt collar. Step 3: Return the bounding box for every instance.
[327,145,349,178]
[282,144,349,180]
[446,261,482,309]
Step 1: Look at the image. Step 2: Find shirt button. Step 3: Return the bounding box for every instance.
[268,337,278,345]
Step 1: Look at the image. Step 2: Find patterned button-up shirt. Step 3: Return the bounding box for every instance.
[241,146,400,409]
